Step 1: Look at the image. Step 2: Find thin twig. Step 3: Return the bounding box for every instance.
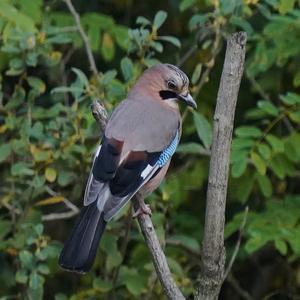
[63,0,100,83]
[42,208,79,221]
[177,45,198,68]
[223,206,249,281]
[42,187,80,221]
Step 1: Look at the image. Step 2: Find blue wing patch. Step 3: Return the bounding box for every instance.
[157,130,179,167]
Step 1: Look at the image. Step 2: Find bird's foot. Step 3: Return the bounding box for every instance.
[133,203,152,218]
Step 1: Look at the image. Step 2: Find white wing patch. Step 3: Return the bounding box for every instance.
[141,164,153,179]
[103,164,160,222]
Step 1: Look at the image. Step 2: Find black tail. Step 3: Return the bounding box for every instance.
[59,201,106,273]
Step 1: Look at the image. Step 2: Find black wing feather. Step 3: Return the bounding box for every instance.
[109,151,160,197]
[92,137,123,182]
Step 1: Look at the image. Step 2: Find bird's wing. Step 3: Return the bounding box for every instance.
[102,130,179,221]
[84,98,181,220]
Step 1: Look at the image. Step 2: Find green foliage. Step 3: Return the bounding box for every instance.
[0,0,300,299]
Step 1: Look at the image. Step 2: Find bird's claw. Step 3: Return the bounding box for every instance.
[133,204,152,218]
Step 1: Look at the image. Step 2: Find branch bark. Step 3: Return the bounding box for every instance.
[195,32,247,300]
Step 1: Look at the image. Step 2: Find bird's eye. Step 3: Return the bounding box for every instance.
[167,81,177,90]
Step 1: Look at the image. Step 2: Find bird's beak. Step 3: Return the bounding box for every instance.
[178,93,197,109]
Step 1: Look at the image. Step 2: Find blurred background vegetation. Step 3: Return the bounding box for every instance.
[0,0,300,299]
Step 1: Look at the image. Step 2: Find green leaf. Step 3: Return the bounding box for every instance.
[168,234,200,252]
[158,36,181,48]
[229,16,254,35]
[189,14,210,30]
[106,250,122,271]
[29,272,44,290]
[51,86,83,95]
[289,111,300,123]
[57,170,75,187]
[235,126,262,138]
[230,149,248,163]
[180,0,197,11]
[191,63,202,85]
[220,0,242,14]
[153,11,167,29]
[293,70,300,87]
[256,173,272,197]
[280,92,300,105]
[0,144,11,163]
[257,143,271,160]
[31,148,51,162]
[251,152,266,175]
[120,57,134,81]
[257,100,279,116]
[72,68,89,87]
[34,224,43,235]
[225,211,245,238]
[232,138,254,150]
[45,167,57,183]
[18,0,42,23]
[176,142,206,154]
[284,133,300,162]
[279,0,295,14]
[16,270,28,284]
[231,172,255,203]
[11,162,34,176]
[245,236,267,254]
[19,250,33,267]
[101,32,115,61]
[265,134,284,153]
[37,264,50,275]
[269,155,285,179]
[93,278,113,292]
[193,111,212,149]
[136,16,151,26]
[167,257,184,276]
[150,41,163,52]
[27,77,46,94]
[0,1,36,32]
[274,239,288,255]
[120,267,147,296]
[231,158,248,178]
[111,25,128,50]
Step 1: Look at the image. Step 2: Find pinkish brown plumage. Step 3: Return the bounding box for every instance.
[59,63,196,273]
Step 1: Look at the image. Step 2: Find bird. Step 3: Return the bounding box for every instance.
[59,63,197,273]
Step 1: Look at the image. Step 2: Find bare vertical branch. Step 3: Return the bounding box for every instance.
[195,32,247,300]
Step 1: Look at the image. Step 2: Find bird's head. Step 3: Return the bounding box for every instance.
[130,63,197,109]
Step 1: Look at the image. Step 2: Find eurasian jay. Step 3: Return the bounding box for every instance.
[59,63,196,273]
